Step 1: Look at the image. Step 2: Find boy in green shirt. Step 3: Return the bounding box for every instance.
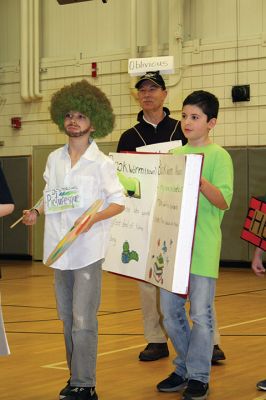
[157,90,233,400]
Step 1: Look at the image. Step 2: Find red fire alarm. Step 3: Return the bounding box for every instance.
[11,117,22,129]
[91,62,97,78]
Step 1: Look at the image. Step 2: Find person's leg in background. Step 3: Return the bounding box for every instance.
[212,304,226,363]
[138,281,169,361]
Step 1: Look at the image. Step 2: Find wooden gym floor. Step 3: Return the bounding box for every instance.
[0,260,266,400]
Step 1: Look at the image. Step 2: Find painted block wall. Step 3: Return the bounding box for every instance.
[0,0,266,157]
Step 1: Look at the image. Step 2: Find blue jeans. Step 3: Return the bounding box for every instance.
[160,274,216,383]
[54,260,102,387]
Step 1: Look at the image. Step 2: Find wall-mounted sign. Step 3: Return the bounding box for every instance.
[128,56,174,76]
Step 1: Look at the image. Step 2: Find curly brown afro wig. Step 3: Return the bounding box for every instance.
[50,79,115,138]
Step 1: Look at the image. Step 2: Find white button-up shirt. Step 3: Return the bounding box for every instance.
[43,140,125,270]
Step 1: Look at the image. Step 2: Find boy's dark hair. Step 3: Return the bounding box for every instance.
[183,90,219,121]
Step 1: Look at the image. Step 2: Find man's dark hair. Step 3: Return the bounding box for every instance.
[183,90,219,121]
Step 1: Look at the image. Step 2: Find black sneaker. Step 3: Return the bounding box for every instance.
[257,379,266,391]
[60,380,73,399]
[211,344,226,364]
[64,387,98,400]
[139,343,169,361]
[157,372,187,392]
[182,380,209,400]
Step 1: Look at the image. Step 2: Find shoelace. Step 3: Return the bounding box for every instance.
[70,387,95,395]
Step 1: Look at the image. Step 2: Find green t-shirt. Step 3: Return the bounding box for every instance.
[172,143,234,278]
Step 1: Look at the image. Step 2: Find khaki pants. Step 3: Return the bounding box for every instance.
[139,281,221,345]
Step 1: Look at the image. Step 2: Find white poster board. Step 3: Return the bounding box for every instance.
[136,140,182,154]
[103,152,203,294]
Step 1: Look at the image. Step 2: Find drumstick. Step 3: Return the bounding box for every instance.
[9,215,24,229]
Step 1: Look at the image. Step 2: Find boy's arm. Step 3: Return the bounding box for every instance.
[93,203,125,223]
[251,247,265,277]
[200,177,228,210]
[77,203,125,233]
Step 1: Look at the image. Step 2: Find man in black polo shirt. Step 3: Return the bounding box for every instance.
[117,71,186,362]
